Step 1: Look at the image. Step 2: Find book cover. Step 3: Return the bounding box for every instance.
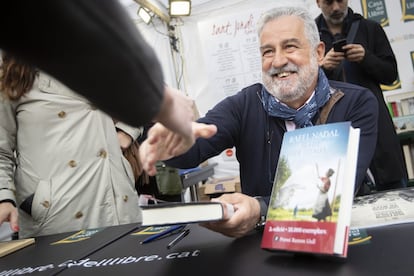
[141,201,234,226]
[392,113,414,132]
[400,97,414,116]
[390,101,401,117]
[0,238,35,258]
[351,187,414,229]
[402,145,414,179]
[261,122,360,257]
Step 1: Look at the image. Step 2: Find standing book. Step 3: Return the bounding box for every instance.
[261,122,360,258]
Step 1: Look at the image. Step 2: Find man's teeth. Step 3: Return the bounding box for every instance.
[277,72,291,78]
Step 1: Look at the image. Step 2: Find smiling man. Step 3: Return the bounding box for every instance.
[141,6,379,238]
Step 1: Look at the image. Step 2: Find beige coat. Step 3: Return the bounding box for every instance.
[0,73,142,237]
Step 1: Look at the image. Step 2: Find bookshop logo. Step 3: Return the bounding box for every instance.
[0,250,201,275]
[361,0,389,27]
[401,0,414,22]
[381,76,402,91]
[411,51,414,71]
[51,228,103,245]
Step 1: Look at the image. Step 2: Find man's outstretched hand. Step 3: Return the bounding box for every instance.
[139,122,217,175]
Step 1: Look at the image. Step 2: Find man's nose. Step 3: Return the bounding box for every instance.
[271,51,288,68]
[331,1,341,11]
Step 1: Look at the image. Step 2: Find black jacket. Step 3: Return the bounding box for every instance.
[0,0,164,128]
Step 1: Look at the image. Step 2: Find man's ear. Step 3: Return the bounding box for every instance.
[316,41,325,66]
[316,0,321,8]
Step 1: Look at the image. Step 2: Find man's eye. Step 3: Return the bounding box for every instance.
[262,50,274,57]
[285,44,298,52]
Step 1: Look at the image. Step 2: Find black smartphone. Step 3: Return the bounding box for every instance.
[333,39,347,52]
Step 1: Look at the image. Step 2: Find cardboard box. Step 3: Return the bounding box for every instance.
[197,176,241,201]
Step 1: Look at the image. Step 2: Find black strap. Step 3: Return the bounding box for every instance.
[335,19,360,81]
[316,90,345,125]
[254,196,267,231]
[346,20,360,44]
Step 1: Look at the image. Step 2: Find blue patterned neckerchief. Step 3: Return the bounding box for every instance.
[261,68,331,128]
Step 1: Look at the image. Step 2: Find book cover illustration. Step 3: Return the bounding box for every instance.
[261,122,359,257]
[351,187,414,229]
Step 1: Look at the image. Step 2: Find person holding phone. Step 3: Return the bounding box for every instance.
[315,0,407,194]
[332,38,346,53]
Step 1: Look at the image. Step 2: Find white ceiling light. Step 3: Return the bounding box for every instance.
[134,0,170,23]
[137,7,153,24]
[169,0,191,16]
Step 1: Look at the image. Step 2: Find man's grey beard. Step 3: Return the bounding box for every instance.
[262,55,319,105]
[326,15,345,25]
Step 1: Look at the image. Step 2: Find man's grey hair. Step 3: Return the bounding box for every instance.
[257,6,320,50]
